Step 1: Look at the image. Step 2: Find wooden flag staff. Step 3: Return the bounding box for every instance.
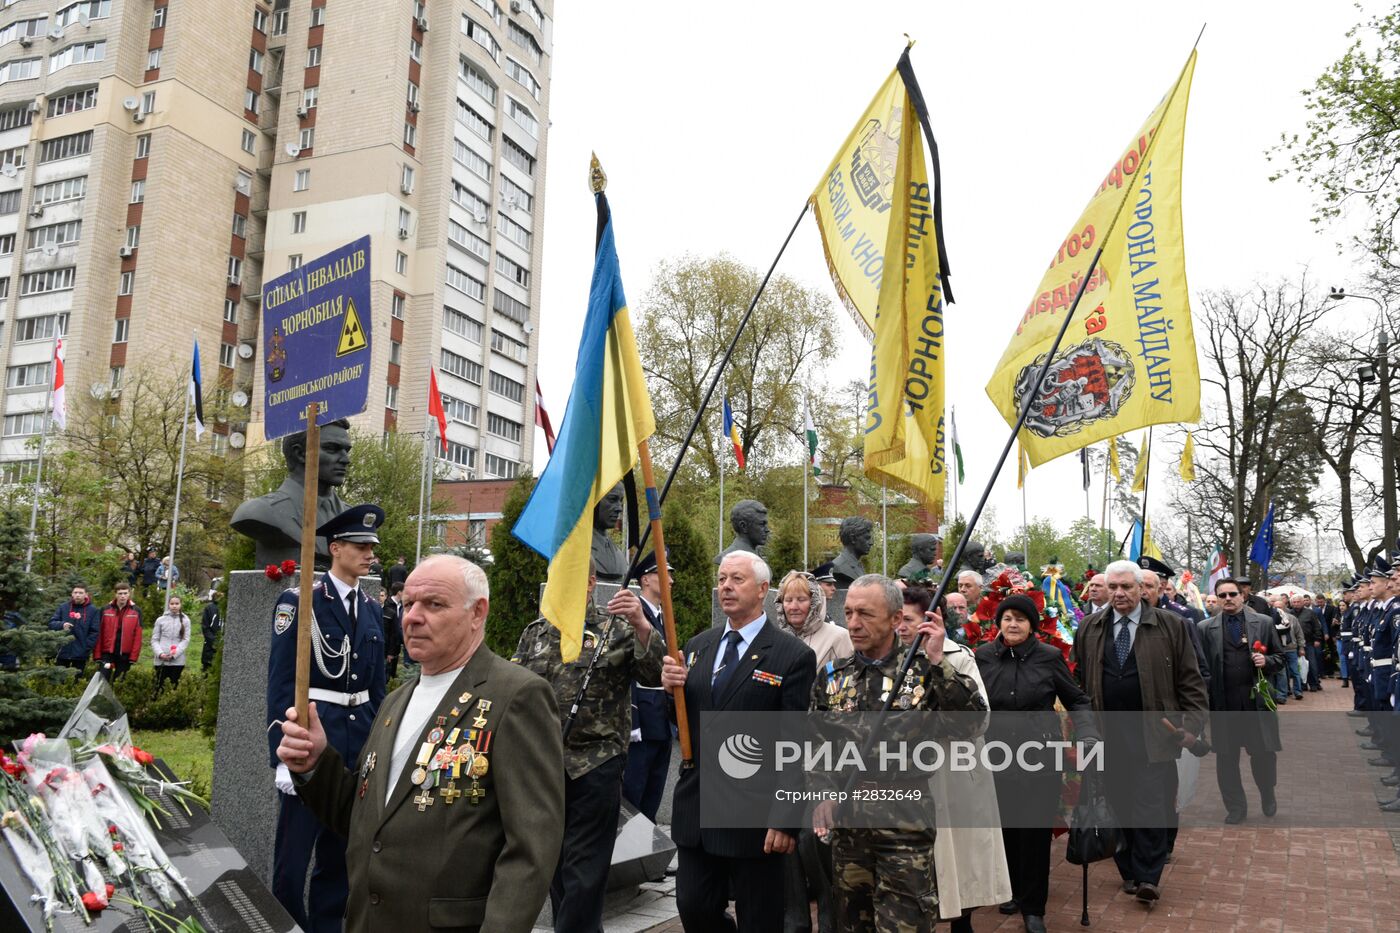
[636,438,691,763]
[294,400,320,729]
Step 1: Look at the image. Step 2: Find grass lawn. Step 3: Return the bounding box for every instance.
[131,727,214,801]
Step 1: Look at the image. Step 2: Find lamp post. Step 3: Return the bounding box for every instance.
[1329,287,1397,550]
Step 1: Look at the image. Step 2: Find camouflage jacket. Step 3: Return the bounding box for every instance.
[513,601,664,779]
[813,643,984,717]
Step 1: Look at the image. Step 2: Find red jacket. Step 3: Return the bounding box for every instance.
[94,601,142,661]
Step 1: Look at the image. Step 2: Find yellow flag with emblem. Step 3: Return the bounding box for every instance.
[985,51,1201,466]
[1179,431,1196,482]
[1130,431,1150,494]
[810,47,954,517]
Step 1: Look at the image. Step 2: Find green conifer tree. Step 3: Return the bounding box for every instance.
[484,474,546,655]
[0,507,75,742]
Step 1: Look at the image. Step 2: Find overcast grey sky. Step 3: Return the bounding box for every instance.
[531,0,1377,555]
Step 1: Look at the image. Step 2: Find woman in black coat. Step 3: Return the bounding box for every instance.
[974,596,1098,933]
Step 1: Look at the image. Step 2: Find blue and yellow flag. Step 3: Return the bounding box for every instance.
[512,184,654,661]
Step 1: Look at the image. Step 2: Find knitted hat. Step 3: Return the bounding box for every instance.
[995,595,1041,628]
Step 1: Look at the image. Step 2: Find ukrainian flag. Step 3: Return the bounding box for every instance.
[513,188,654,661]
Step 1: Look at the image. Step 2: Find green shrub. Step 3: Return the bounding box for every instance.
[113,666,204,730]
[199,637,223,739]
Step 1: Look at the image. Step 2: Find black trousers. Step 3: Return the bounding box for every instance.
[1104,756,1175,886]
[99,653,130,681]
[154,665,184,693]
[1002,826,1052,915]
[622,737,672,823]
[273,792,347,933]
[550,755,625,933]
[201,638,217,672]
[56,657,86,675]
[676,844,785,933]
[1214,715,1277,816]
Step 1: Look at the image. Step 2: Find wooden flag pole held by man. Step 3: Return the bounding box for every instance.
[295,400,320,730]
[637,441,691,762]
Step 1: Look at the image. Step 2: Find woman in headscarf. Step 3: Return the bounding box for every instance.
[776,570,852,670]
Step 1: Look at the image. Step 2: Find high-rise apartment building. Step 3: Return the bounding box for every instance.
[0,0,551,483]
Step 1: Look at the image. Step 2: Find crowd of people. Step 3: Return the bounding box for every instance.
[267,496,1365,933]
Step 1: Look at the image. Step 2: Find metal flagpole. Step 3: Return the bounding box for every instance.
[802,449,809,569]
[881,481,888,574]
[24,332,59,573]
[1100,443,1112,566]
[414,420,432,563]
[1021,471,1029,569]
[718,406,725,556]
[951,405,959,523]
[164,374,193,606]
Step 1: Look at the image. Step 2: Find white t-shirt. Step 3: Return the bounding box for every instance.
[387,665,464,804]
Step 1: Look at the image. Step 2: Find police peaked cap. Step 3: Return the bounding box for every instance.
[635,548,671,577]
[1137,555,1175,579]
[810,562,837,583]
[317,504,385,544]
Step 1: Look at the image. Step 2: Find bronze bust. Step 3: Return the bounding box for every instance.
[831,516,874,587]
[714,499,770,565]
[591,483,630,583]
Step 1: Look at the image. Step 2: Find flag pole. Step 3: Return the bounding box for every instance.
[294,401,321,729]
[24,331,59,573]
[637,439,692,763]
[1021,468,1029,569]
[802,447,809,569]
[950,405,959,523]
[1140,425,1154,547]
[718,405,725,556]
[415,418,432,564]
[881,481,888,574]
[164,358,194,607]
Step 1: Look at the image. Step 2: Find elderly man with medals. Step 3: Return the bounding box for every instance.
[266,504,388,932]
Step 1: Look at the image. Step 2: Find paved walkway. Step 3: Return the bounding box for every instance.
[617,676,1400,932]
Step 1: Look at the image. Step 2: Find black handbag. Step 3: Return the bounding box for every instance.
[1066,771,1125,865]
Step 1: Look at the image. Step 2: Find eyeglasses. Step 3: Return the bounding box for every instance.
[1217,591,1241,598]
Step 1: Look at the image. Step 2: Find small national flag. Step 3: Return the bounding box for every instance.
[427,366,448,454]
[189,339,205,440]
[51,337,65,431]
[951,408,965,485]
[723,398,745,471]
[1108,435,1121,482]
[1250,502,1276,572]
[803,396,820,476]
[535,379,556,454]
[1130,431,1150,494]
[1179,432,1196,482]
[1207,544,1230,592]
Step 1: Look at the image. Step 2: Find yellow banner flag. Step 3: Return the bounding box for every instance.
[811,50,951,516]
[1017,442,1030,489]
[985,51,1200,466]
[1108,435,1122,482]
[1142,518,1163,560]
[1179,431,1196,482]
[1130,431,1150,494]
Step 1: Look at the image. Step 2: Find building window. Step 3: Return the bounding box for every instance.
[294,168,309,191]
[487,412,522,442]
[493,290,529,323]
[403,122,416,147]
[443,441,476,469]
[249,48,264,74]
[46,86,98,117]
[0,234,13,255]
[407,80,420,108]
[227,256,242,282]
[489,372,524,403]
[6,361,50,388]
[129,180,144,203]
[401,164,415,193]
[447,220,489,261]
[0,104,33,132]
[306,46,321,68]
[503,138,535,176]
[484,452,520,478]
[153,5,167,28]
[135,134,150,159]
[240,128,256,154]
[508,21,543,65]
[50,41,106,74]
[125,225,140,249]
[445,264,485,301]
[440,349,482,384]
[20,268,75,296]
[113,318,128,343]
[398,207,411,232]
[252,7,266,32]
[490,328,528,363]
[453,140,489,183]
[461,17,500,61]
[385,383,398,410]
[0,147,23,171]
[299,127,314,149]
[14,314,66,342]
[26,221,81,251]
[224,298,238,323]
[38,131,92,163]
[500,175,533,212]
[0,58,42,84]
[409,36,421,62]
[0,460,37,483]
[292,211,306,233]
[232,213,246,237]
[505,58,541,101]
[0,191,17,216]
[391,293,405,319]
[456,100,492,141]
[395,251,407,275]
[389,340,401,365]
[303,86,318,109]
[506,97,538,138]
[141,90,156,114]
[33,176,86,206]
[219,343,236,368]
[495,253,529,288]
[459,57,497,104]
[244,89,259,114]
[442,394,478,425]
[496,213,531,250]
[310,5,324,26]
[0,18,47,45]
[444,306,482,342]
[452,182,489,218]
[119,271,133,295]
[3,412,48,437]
[271,6,288,35]
[146,48,161,71]
[288,254,302,271]
[472,0,501,24]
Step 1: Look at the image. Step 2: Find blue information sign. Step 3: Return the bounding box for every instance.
[261,236,373,440]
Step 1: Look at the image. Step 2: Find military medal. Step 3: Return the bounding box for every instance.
[358,752,377,799]
[427,716,447,745]
[411,766,427,786]
[458,692,473,704]
[447,728,461,745]
[440,781,463,805]
[415,742,435,767]
[470,754,489,777]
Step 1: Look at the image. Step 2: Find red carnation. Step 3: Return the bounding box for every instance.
[264,564,282,581]
[280,559,298,575]
[1252,640,1267,653]
[131,747,154,766]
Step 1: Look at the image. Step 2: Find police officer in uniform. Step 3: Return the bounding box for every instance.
[811,574,984,933]
[267,504,387,932]
[513,561,664,933]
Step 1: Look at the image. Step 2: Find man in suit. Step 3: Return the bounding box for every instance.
[1198,578,1284,823]
[383,581,404,679]
[1070,559,1208,907]
[624,549,675,822]
[276,554,564,933]
[266,504,388,932]
[660,550,816,932]
[1291,594,1325,691]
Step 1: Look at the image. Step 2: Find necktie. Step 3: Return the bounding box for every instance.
[711,630,744,696]
[1114,617,1132,667]
[347,590,358,635]
[1226,614,1242,646]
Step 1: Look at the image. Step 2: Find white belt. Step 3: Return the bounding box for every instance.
[1365,646,1373,652]
[308,688,370,707]
[1341,631,1354,637]
[1372,658,1395,668]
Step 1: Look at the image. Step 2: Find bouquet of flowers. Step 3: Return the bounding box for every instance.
[1250,639,1277,712]
[0,674,208,931]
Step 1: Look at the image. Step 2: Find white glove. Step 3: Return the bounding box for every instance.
[274,763,297,795]
[630,728,642,744]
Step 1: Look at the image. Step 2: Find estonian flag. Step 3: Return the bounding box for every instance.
[190,339,205,440]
